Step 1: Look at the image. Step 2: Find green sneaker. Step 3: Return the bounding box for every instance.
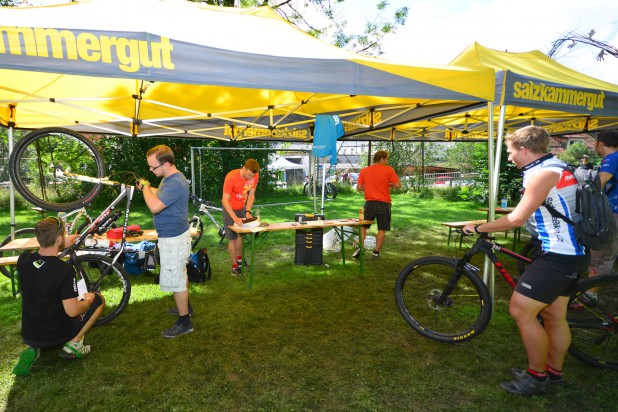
[59,340,91,359]
[12,346,40,376]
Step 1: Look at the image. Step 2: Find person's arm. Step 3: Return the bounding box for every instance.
[464,169,560,234]
[138,180,167,214]
[390,170,402,189]
[598,171,613,188]
[62,292,96,317]
[222,192,244,227]
[245,187,256,219]
[356,173,365,191]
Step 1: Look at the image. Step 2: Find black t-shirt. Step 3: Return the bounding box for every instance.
[17,252,78,348]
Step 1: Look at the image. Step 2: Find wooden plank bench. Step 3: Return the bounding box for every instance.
[441,219,523,249]
[0,255,20,297]
[441,220,486,248]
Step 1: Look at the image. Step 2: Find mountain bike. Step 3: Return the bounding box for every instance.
[8,127,137,325]
[0,205,115,279]
[189,193,225,248]
[395,231,618,370]
[303,176,338,199]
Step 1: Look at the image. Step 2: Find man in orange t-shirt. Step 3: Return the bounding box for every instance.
[221,159,260,276]
[354,150,401,259]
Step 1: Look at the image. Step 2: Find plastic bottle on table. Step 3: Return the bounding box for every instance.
[500,197,508,208]
[359,207,365,221]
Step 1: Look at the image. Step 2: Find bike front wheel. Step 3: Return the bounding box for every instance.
[9,128,106,212]
[395,256,493,343]
[74,253,131,326]
[567,274,618,370]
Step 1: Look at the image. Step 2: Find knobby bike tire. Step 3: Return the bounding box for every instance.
[567,274,618,370]
[189,217,204,250]
[75,254,131,326]
[395,256,493,343]
[0,228,36,279]
[9,127,105,212]
[325,183,338,199]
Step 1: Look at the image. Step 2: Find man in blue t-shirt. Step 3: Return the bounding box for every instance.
[589,130,618,277]
[139,145,192,338]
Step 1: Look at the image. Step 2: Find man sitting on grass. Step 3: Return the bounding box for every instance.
[12,217,105,376]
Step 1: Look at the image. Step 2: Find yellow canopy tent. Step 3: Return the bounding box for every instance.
[351,43,618,141]
[0,0,495,141]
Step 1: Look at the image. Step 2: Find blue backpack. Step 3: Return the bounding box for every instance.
[187,248,212,283]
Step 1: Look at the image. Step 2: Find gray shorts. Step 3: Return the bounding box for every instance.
[158,229,191,292]
[223,207,246,240]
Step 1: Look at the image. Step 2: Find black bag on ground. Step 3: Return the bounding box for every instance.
[543,165,617,250]
[187,248,212,283]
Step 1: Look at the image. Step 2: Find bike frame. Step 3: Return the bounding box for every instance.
[56,171,135,262]
[451,234,532,300]
[190,194,225,243]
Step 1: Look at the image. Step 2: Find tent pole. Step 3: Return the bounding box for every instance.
[491,105,507,208]
[321,160,327,214]
[483,102,496,305]
[421,142,425,189]
[190,146,196,196]
[8,114,16,240]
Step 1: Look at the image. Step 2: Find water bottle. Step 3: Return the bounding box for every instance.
[359,207,365,221]
[500,197,508,208]
[84,236,112,249]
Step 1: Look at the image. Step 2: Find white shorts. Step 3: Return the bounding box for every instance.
[158,229,191,292]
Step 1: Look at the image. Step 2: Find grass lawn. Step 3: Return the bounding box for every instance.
[0,191,614,411]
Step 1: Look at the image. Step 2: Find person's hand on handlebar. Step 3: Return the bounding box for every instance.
[463,223,487,235]
[137,179,150,191]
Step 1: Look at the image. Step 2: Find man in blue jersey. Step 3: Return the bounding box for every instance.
[588,130,618,277]
[464,126,589,396]
[139,145,193,338]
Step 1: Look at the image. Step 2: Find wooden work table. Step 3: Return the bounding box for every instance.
[229,218,373,289]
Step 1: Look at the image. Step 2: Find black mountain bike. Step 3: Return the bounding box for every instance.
[303,176,338,199]
[395,232,618,370]
[8,127,138,325]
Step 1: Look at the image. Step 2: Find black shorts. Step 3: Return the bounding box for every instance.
[515,251,590,304]
[69,293,104,338]
[363,200,392,231]
[223,207,245,240]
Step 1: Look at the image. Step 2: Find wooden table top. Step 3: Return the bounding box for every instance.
[229,218,372,234]
[0,228,198,252]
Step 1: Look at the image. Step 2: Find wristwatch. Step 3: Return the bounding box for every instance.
[246,210,251,214]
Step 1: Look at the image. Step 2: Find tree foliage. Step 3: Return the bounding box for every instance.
[443,141,522,204]
[556,141,599,167]
[96,136,273,202]
[193,0,409,56]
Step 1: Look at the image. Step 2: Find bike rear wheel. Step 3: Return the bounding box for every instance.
[74,253,131,326]
[395,256,493,343]
[567,274,618,369]
[9,128,105,212]
[325,182,338,199]
[0,228,35,279]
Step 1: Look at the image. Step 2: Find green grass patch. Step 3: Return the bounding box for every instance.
[0,192,612,411]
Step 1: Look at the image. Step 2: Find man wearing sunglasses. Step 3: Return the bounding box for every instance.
[13,217,105,376]
[140,145,192,338]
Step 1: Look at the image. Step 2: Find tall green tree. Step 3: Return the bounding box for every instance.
[193,0,409,56]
